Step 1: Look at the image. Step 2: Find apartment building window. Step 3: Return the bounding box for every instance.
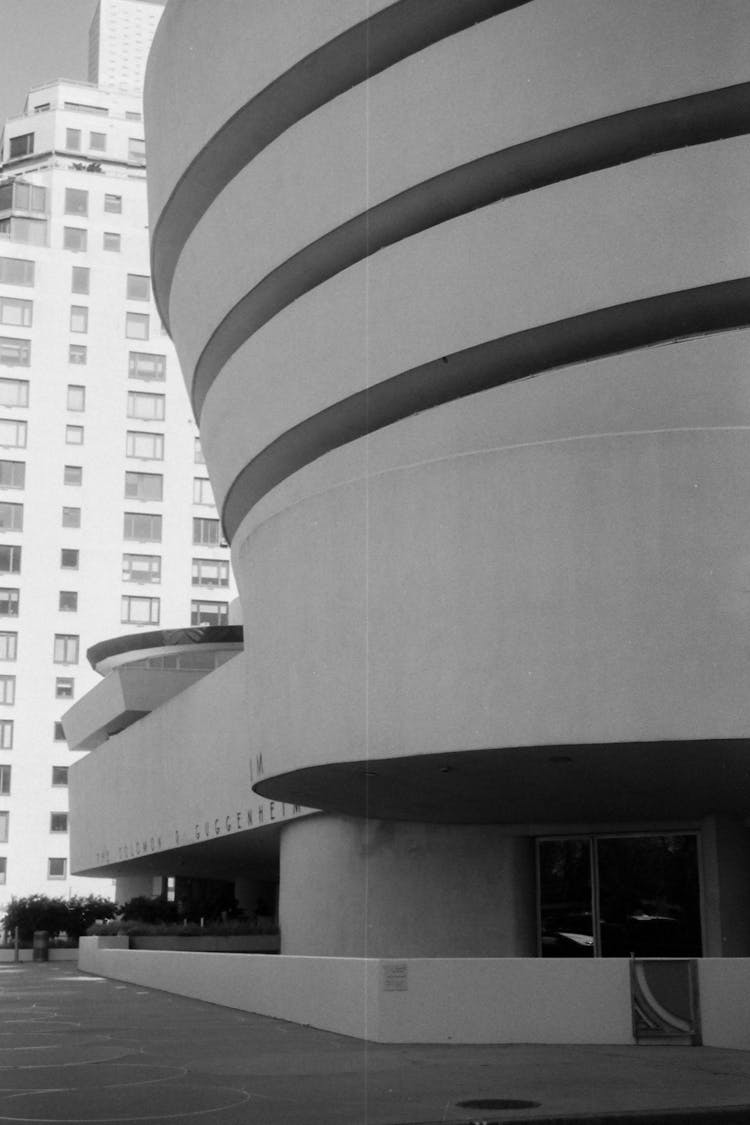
[0,297,32,328]
[193,478,214,506]
[192,558,229,588]
[122,553,161,584]
[191,600,229,627]
[0,765,10,794]
[0,812,8,843]
[60,548,78,569]
[89,131,106,151]
[0,181,45,213]
[0,338,31,366]
[129,137,146,164]
[59,590,78,612]
[0,217,47,245]
[53,722,65,742]
[123,512,162,542]
[68,344,86,364]
[194,438,205,464]
[65,425,84,445]
[0,379,29,407]
[71,266,89,294]
[0,504,22,531]
[0,257,34,287]
[0,719,13,748]
[55,679,73,700]
[48,858,66,879]
[63,227,87,252]
[0,676,15,705]
[104,194,121,214]
[61,508,80,530]
[69,306,88,333]
[103,232,121,252]
[192,517,219,546]
[129,351,165,381]
[50,813,68,833]
[0,461,25,489]
[127,391,164,421]
[63,465,82,486]
[66,385,85,412]
[126,431,163,460]
[0,546,21,574]
[126,111,142,122]
[0,632,17,660]
[0,858,6,884]
[126,312,148,339]
[52,765,69,785]
[65,128,81,151]
[121,594,160,625]
[0,421,27,448]
[127,274,150,301]
[9,133,34,159]
[64,188,88,216]
[53,634,79,664]
[0,589,19,617]
[124,471,162,501]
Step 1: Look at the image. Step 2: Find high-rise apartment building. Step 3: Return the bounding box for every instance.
[0,0,233,909]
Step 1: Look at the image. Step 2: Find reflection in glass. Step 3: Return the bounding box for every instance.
[538,834,701,958]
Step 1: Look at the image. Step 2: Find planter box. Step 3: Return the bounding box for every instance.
[130,934,279,953]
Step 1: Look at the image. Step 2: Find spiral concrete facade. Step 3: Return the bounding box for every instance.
[135,0,750,965]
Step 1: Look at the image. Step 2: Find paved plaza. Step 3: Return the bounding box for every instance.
[0,963,750,1124]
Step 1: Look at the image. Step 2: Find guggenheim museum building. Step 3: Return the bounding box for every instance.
[69,0,750,1044]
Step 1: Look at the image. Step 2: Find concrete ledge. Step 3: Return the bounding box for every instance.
[0,947,78,962]
[78,941,633,1043]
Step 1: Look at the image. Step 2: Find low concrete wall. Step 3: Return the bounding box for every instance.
[78,941,633,1043]
[0,947,78,963]
[699,959,750,1050]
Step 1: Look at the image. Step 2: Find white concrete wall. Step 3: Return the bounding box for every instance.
[78,940,634,1044]
[699,960,750,1051]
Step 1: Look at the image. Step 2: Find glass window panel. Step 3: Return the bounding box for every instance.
[0,420,27,447]
[128,351,165,380]
[125,312,149,339]
[0,632,17,660]
[126,274,150,301]
[64,188,88,216]
[60,548,78,569]
[190,600,228,627]
[53,634,78,663]
[0,503,23,530]
[69,305,88,333]
[0,298,32,327]
[0,338,30,366]
[48,858,66,878]
[63,227,87,252]
[0,257,34,287]
[71,266,89,294]
[65,128,81,150]
[104,194,121,213]
[0,461,25,489]
[103,232,121,252]
[0,545,21,573]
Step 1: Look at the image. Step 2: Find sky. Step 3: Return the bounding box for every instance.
[0,0,99,129]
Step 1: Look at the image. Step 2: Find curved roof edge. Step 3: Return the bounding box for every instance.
[88,625,244,674]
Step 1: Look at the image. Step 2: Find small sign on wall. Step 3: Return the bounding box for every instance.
[382,961,409,992]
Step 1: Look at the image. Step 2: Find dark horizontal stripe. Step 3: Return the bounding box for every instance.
[150,0,530,327]
[87,625,243,671]
[191,81,750,417]
[221,278,750,540]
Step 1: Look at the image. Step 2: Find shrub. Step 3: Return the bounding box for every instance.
[1,893,115,942]
[119,895,180,925]
[88,917,279,937]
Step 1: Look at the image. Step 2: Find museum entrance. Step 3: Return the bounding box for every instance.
[538,833,702,957]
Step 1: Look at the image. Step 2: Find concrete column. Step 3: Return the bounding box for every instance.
[700,816,750,956]
[279,814,536,957]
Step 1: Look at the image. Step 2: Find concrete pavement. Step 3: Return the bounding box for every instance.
[1,962,750,1124]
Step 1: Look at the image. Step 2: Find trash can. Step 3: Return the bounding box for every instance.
[32,930,49,962]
